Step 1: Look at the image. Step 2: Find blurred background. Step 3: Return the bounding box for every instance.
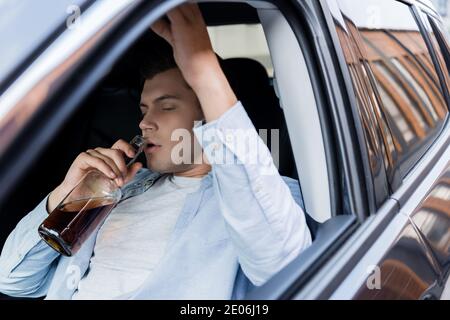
[432,0,450,31]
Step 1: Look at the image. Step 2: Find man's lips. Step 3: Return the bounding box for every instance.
[145,142,162,153]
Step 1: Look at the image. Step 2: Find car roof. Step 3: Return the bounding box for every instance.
[409,0,439,13]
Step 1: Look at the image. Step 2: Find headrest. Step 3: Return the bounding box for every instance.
[220,58,282,131]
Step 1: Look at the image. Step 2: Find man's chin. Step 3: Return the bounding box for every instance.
[146,160,176,174]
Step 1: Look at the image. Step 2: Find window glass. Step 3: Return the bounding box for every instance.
[328,0,392,207]
[0,0,87,90]
[331,0,449,184]
[207,24,273,76]
[423,13,450,94]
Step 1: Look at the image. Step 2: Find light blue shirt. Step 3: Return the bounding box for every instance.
[0,102,312,299]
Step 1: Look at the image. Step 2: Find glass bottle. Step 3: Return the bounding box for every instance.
[38,135,145,256]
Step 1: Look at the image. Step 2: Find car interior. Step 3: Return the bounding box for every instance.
[0,0,350,299]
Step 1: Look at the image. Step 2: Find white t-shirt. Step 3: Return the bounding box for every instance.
[72,174,204,300]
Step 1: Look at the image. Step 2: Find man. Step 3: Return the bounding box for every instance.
[0,3,311,299]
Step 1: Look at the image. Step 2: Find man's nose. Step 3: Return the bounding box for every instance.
[139,117,158,131]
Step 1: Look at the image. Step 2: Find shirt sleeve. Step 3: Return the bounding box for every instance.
[193,101,312,286]
[0,195,59,297]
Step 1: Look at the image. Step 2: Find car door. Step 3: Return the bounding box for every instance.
[1,0,447,301]
[248,0,448,300]
[319,0,449,299]
[0,0,150,300]
[0,0,364,301]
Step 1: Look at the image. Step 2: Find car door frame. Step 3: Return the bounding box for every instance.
[313,0,450,300]
[248,0,390,299]
[1,0,447,300]
[0,0,364,300]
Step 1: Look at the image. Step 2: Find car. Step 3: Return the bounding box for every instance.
[0,0,448,300]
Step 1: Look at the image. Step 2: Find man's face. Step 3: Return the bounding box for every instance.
[139,68,204,174]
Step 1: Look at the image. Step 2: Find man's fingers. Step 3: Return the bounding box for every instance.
[86,150,124,186]
[111,139,137,159]
[166,6,186,25]
[190,3,206,25]
[96,148,128,178]
[177,3,197,23]
[79,152,116,179]
[151,17,173,45]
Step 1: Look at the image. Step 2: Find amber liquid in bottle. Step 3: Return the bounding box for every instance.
[38,135,145,256]
[39,197,116,256]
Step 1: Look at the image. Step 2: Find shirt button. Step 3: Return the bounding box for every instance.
[225,133,233,143]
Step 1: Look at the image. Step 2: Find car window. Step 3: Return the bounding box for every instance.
[330,0,449,192]
[0,1,320,300]
[327,0,394,208]
[0,0,87,92]
[207,24,273,77]
[422,13,450,94]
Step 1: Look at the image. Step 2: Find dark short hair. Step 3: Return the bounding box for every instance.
[139,34,177,81]
[138,33,227,83]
